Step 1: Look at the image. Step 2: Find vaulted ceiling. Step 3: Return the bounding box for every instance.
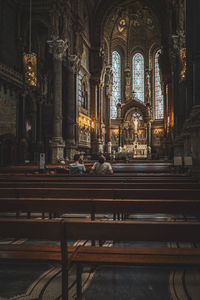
[89,0,170,47]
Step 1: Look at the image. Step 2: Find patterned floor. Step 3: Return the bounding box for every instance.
[0,214,200,300]
[0,260,200,300]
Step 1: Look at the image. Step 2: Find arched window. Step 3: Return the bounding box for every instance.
[132,53,144,102]
[111,51,121,119]
[155,50,164,119]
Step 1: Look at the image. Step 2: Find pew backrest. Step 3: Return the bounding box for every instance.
[63,219,200,243]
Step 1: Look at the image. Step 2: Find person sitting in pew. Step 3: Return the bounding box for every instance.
[90,155,113,175]
[69,154,86,175]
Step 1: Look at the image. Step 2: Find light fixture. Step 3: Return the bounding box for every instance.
[179,48,186,81]
[23,0,37,87]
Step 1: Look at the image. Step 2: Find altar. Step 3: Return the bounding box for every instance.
[123,143,147,158]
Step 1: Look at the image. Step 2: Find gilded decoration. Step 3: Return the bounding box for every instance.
[23,53,37,87]
[78,113,94,147]
[118,19,126,33]
[179,48,186,81]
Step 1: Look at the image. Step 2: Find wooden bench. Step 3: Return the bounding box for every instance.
[0,186,199,200]
[0,164,69,175]
[1,218,200,300]
[0,180,199,189]
[62,219,200,299]
[0,174,196,183]
[1,198,200,219]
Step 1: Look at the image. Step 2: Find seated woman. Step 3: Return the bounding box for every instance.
[69,154,86,175]
[90,155,113,175]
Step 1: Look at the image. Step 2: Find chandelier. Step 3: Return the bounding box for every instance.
[23,0,37,87]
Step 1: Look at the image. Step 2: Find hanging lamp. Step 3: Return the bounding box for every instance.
[23,0,37,87]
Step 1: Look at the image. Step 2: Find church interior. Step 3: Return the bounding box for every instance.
[0,0,200,299]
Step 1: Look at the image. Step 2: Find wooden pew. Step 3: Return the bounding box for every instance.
[1,218,200,300]
[0,218,69,299]
[0,174,196,183]
[0,181,199,189]
[62,219,200,299]
[0,198,200,218]
[0,187,199,200]
[0,161,178,177]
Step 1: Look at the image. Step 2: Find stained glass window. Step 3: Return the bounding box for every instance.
[132,53,144,102]
[111,51,121,119]
[155,50,164,119]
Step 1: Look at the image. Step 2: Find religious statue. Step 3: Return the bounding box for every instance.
[131,116,138,133]
[117,102,122,119]
[145,69,151,102]
[105,67,113,97]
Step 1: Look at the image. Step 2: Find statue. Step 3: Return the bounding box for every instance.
[145,69,151,102]
[105,67,113,97]
[117,102,122,119]
[134,117,138,133]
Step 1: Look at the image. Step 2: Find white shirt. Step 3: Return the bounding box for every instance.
[91,162,113,175]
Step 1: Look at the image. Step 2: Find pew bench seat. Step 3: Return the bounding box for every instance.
[71,245,200,266]
[1,243,200,266]
[0,244,75,262]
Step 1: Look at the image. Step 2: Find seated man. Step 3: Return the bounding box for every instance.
[69,154,86,175]
[90,155,113,175]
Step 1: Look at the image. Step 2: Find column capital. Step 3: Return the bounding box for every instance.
[47,39,68,60]
[68,54,81,73]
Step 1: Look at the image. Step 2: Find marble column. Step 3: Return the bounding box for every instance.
[145,69,152,105]
[64,55,80,160]
[147,121,152,159]
[47,39,67,163]
[96,82,103,153]
[105,67,113,154]
[186,0,194,114]
[186,0,200,168]
[105,93,111,154]
[90,78,97,154]
[163,82,168,134]
[124,68,131,101]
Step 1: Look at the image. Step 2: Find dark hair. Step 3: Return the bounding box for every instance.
[98,155,105,164]
[74,154,80,162]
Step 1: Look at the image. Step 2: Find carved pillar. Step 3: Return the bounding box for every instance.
[90,78,103,154]
[124,68,131,101]
[105,66,113,154]
[170,35,184,156]
[185,0,200,168]
[147,121,152,159]
[18,92,26,163]
[36,98,43,144]
[145,69,152,104]
[64,54,80,160]
[105,97,111,153]
[90,78,97,154]
[163,82,168,134]
[47,39,67,163]
[96,82,103,153]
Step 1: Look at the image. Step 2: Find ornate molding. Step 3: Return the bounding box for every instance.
[68,54,81,73]
[0,63,23,88]
[47,39,68,60]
